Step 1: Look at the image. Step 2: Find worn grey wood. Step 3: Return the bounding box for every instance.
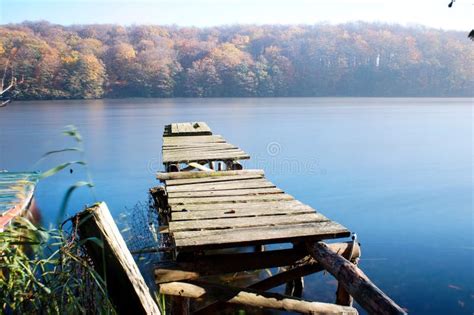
[159,122,350,253]
[168,122,212,136]
[163,151,250,164]
[162,123,250,163]
[157,169,264,182]
[163,149,247,154]
[169,193,295,206]
[306,242,406,315]
[170,199,308,212]
[165,178,275,192]
[76,202,161,315]
[156,248,307,282]
[159,281,358,315]
[163,135,225,144]
[169,212,329,232]
[163,143,236,150]
[167,187,284,198]
[173,221,350,250]
[171,204,316,221]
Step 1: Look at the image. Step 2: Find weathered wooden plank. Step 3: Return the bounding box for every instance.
[167,187,284,198]
[171,205,315,221]
[163,153,249,163]
[158,281,358,314]
[306,242,407,315]
[156,248,307,282]
[170,199,308,212]
[169,193,294,206]
[163,150,248,156]
[75,202,161,315]
[155,242,359,284]
[165,175,264,186]
[163,135,224,143]
[165,178,274,192]
[163,148,246,156]
[169,122,212,136]
[173,221,350,250]
[163,141,235,148]
[159,169,264,182]
[162,145,239,155]
[169,213,329,232]
[163,152,250,164]
[162,145,240,154]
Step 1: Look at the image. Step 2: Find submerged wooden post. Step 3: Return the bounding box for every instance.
[76,202,161,315]
[306,241,406,315]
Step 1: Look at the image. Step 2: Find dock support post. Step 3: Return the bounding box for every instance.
[171,296,190,315]
[305,241,407,315]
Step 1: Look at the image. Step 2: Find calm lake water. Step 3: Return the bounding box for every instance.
[0,98,472,314]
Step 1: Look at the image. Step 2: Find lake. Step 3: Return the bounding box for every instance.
[0,97,472,314]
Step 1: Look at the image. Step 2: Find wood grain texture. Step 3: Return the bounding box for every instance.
[169,193,295,205]
[159,281,358,314]
[169,212,329,231]
[76,202,161,315]
[157,169,264,182]
[306,242,407,315]
[167,187,284,198]
[165,178,274,192]
[173,221,350,250]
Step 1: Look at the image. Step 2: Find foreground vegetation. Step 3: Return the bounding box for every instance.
[0,22,472,99]
[0,217,117,314]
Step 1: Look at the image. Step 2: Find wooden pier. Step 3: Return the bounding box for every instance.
[0,171,38,231]
[153,122,406,314]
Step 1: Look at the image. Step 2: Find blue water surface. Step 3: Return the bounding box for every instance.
[0,98,472,314]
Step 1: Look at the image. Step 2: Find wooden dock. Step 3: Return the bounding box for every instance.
[152,122,406,314]
[0,171,38,231]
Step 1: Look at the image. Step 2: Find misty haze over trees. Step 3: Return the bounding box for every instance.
[0,21,472,100]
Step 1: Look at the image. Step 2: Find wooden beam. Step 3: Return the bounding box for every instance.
[194,242,361,313]
[187,162,214,172]
[76,202,161,315]
[156,247,307,283]
[156,169,264,181]
[159,281,358,314]
[155,242,359,284]
[306,242,406,315]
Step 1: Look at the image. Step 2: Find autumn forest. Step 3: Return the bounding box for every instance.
[1,21,472,99]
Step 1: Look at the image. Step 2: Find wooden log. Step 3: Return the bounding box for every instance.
[193,242,362,313]
[76,202,161,315]
[156,248,307,283]
[171,296,190,315]
[306,242,406,315]
[155,242,360,284]
[159,281,358,314]
[156,169,264,181]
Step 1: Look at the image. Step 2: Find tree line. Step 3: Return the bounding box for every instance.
[0,21,472,99]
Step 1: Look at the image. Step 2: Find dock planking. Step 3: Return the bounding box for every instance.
[156,123,350,251]
[153,122,405,315]
[162,122,250,165]
[161,171,350,251]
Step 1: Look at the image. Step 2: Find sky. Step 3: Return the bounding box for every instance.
[0,0,472,30]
